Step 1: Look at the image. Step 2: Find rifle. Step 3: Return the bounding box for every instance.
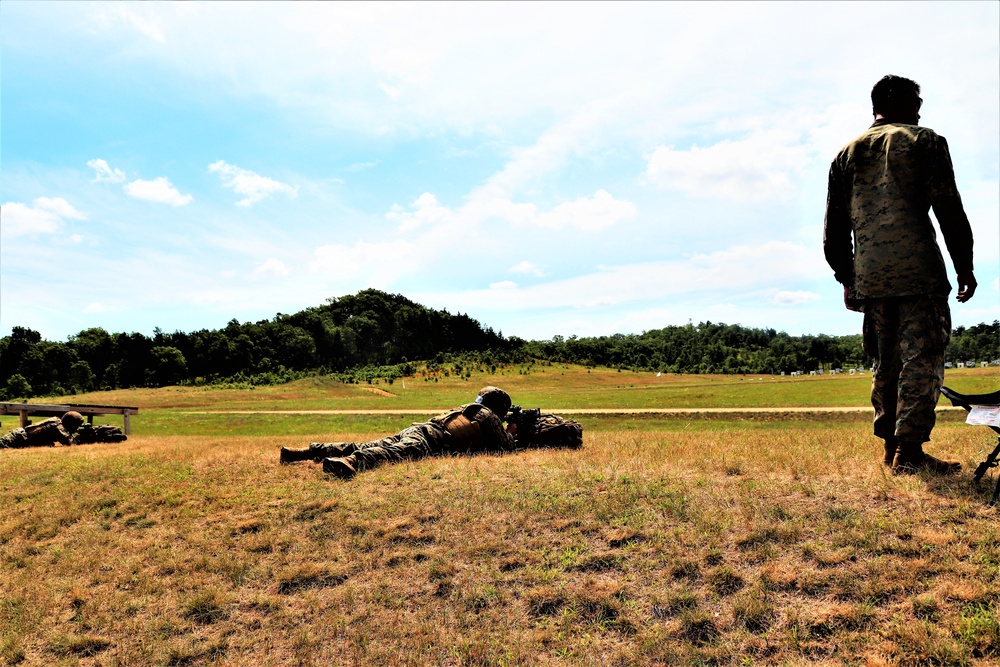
[506,405,541,446]
[940,386,1000,506]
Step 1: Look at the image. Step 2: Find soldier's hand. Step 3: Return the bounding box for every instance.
[843,285,864,312]
[956,271,977,303]
[506,423,517,435]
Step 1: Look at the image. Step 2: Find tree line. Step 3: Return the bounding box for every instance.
[524,321,998,375]
[0,289,996,399]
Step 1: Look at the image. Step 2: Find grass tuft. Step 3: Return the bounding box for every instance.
[275,566,349,594]
[182,590,228,625]
[50,633,111,657]
[675,610,720,645]
[707,566,745,596]
[526,585,565,617]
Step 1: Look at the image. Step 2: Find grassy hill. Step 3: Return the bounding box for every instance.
[1,366,998,665]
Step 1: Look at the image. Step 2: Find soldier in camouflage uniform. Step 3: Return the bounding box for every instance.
[824,75,977,475]
[280,386,517,479]
[0,411,85,449]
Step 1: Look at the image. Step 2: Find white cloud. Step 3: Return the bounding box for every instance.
[208,160,298,207]
[124,177,193,206]
[385,193,452,231]
[533,189,636,231]
[772,290,821,305]
[34,197,87,220]
[84,302,117,313]
[509,261,545,277]
[251,258,289,279]
[87,158,127,183]
[310,238,416,283]
[434,241,817,313]
[1,202,61,236]
[490,280,518,290]
[345,160,380,172]
[378,80,401,101]
[386,188,634,234]
[0,198,86,237]
[105,5,166,42]
[646,130,810,202]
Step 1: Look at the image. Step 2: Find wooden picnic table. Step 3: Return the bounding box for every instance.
[0,402,138,435]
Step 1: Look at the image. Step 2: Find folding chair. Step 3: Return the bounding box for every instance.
[940,386,1000,506]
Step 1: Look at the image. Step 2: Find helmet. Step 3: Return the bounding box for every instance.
[61,411,85,431]
[475,386,511,420]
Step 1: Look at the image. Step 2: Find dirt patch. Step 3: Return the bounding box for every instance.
[363,387,396,397]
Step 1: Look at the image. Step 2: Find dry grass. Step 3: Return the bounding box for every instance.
[2,418,998,666]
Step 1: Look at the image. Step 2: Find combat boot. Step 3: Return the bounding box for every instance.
[882,437,899,466]
[309,442,352,459]
[279,447,314,465]
[892,441,961,476]
[322,455,358,480]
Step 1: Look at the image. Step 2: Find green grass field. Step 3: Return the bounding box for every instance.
[1,366,998,666]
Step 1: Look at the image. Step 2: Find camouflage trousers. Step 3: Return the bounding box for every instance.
[862,295,950,444]
[0,428,29,449]
[309,423,449,473]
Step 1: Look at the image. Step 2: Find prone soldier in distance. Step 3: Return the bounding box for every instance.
[280,386,582,479]
[0,411,84,449]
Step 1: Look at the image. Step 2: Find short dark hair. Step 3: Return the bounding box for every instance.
[871,75,921,116]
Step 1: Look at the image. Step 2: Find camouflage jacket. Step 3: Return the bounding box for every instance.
[430,403,516,452]
[823,120,974,299]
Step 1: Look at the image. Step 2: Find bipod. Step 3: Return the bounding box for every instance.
[940,386,1000,506]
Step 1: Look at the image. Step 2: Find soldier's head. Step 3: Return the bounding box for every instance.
[61,411,85,432]
[475,386,511,420]
[871,75,921,125]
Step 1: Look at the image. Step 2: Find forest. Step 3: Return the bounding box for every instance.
[1,289,997,399]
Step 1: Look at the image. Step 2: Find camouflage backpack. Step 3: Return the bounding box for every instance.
[528,414,583,449]
[430,403,489,449]
[72,424,127,445]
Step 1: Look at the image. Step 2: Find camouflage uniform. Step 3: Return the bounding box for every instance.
[824,120,974,447]
[0,417,74,449]
[307,402,515,474]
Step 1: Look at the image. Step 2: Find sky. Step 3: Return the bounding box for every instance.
[1,2,997,344]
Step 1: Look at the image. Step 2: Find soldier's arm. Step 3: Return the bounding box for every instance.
[823,160,854,287]
[823,159,862,310]
[927,134,976,300]
[480,411,516,451]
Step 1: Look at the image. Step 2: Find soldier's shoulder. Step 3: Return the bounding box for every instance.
[882,122,943,143]
[833,126,879,161]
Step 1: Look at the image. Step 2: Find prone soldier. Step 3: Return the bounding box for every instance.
[0,411,84,449]
[280,386,582,479]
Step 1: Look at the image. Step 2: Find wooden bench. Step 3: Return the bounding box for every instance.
[0,402,139,435]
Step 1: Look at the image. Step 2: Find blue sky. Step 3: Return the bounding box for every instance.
[2,2,997,343]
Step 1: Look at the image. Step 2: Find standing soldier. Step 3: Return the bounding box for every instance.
[824,75,977,474]
[0,411,85,449]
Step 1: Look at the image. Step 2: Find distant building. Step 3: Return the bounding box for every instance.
[945,362,953,369]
